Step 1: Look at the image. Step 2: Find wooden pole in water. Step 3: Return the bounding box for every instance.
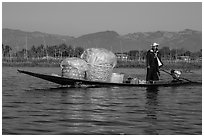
[25,35,28,60]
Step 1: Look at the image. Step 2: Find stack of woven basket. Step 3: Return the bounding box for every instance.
[60,48,117,82]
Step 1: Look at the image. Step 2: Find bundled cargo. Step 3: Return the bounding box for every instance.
[81,48,117,82]
[60,57,88,80]
[81,48,117,67]
[110,73,124,83]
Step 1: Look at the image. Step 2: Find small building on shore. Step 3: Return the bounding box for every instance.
[177,56,191,62]
[115,53,128,61]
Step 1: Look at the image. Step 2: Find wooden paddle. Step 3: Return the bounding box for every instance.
[160,69,193,82]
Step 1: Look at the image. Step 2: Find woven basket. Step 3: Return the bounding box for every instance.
[87,64,113,82]
[62,66,86,80]
[81,48,117,68]
[80,48,117,82]
[60,57,88,80]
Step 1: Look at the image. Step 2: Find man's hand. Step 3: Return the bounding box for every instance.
[147,65,150,68]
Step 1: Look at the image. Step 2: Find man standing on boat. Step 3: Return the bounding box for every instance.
[146,42,163,84]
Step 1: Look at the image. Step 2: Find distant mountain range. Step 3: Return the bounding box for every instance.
[2,28,202,52]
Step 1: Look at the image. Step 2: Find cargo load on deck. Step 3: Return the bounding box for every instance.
[110,73,124,83]
[60,57,88,80]
[81,48,117,82]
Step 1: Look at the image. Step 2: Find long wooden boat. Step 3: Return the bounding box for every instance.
[17,69,201,88]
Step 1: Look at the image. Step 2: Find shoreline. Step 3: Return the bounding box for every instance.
[2,60,202,72]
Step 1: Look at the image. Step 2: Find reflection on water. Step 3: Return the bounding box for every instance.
[2,67,202,135]
[145,87,159,135]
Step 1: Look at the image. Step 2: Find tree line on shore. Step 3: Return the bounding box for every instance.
[2,43,202,61]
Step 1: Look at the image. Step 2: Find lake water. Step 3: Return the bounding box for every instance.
[2,67,202,135]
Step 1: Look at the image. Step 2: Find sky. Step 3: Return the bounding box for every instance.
[2,2,202,37]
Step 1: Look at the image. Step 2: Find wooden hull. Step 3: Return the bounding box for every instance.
[17,69,201,88]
